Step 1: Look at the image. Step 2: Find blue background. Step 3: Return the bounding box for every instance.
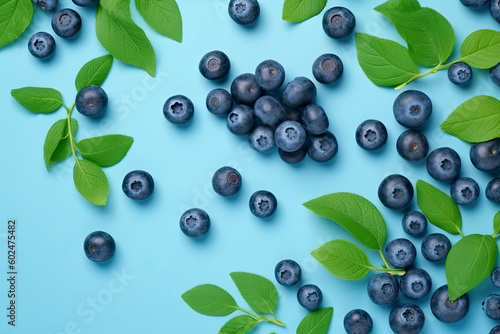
[1,0,500,333]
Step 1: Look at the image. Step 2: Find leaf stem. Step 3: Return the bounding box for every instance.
[394,60,463,90]
[492,233,498,239]
[378,249,391,269]
[372,266,406,276]
[65,101,79,163]
[235,307,285,327]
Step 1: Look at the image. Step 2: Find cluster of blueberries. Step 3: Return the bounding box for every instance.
[460,0,500,23]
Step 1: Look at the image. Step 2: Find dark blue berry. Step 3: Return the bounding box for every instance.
[72,0,96,6]
[312,54,343,84]
[431,285,469,323]
[491,0,500,23]
[275,259,301,286]
[84,231,115,262]
[308,131,338,162]
[385,238,416,269]
[248,125,275,153]
[275,121,307,152]
[279,145,308,164]
[322,7,356,39]
[378,174,413,210]
[206,89,233,116]
[76,85,108,117]
[180,208,210,238]
[484,294,500,320]
[491,326,500,334]
[28,32,56,59]
[52,8,82,38]
[199,50,231,81]
[255,59,285,91]
[402,211,427,237]
[389,303,425,334]
[427,147,461,182]
[470,138,500,172]
[301,104,329,135]
[212,166,242,197]
[297,284,323,311]
[344,309,373,334]
[122,170,154,200]
[448,62,472,85]
[228,0,260,25]
[227,105,255,135]
[450,177,480,205]
[355,119,387,151]
[460,0,489,7]
[421,233,451,262]
[282,77,317,108]
[254,96,285,127]
[491,63,500,87]
[393,90,432,128]
[33,0,58,10]
[367,273,399,305]
[400,268,432,300]
[231,73,263,106]
[163,95,194,125]
[396,130,429,161]
[486,178,500,203]
[249,190,277,218]
[491,267,500,287]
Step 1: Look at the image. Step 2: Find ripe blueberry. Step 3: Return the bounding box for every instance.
[491,0,500,23]
[84,231,116,262]
[249,190,277,218]
[206,89,233,116]
[122,170,154,200]
[312,54,344,84]
[344,309,373,334]
[427,147,461,182]
[75,85,108,117]
[254,96,285,127]
[484,294,500,320]
[491,326,500,334]
[402,211,427,237]
[228,0,260,25]
[385,238,416,269]
[450,177,480,205]
[491,267,500,287]
[400,268,432,300]
[389,303,425,334]
[28,32,56,59]
[52,8,82,38]
[367,273,399,305]
[72,0,97,6]
[199,50,231,81]
[448,62,472,85]
[486,178,500,203]
[248,125,275,153]
[275,259,301,286]
[275,121,307,152]
[180,208,210,238]
[279,145,308,164]
[470,138,500,172]
[255,59,285,91]
[282,77,317,108]
[163,95,194,125]
[421,233,451,262]
[33,0,57,10]
[301,104,329,135]
[212,166,242,197]
[297,284,323,311]
[460,0,489,6]
[396,130,429,161]
[393,90,432,128]
[322,7,356,39]
[355,119,388,151]
[491,63,500,87]
[431,285,469,323]
[378,174,414,210]
[227,105,255,135]
[231,73,263,106]
[308,131,338,162]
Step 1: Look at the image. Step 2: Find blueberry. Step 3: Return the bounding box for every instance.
[378,174,414,210]
[421,233,451,262]
[400,268,432,300]
[254,96,286,127]
[297,284,323,311]
[389,303,425,334]
[199,50,231,81]
[75,85,108,117]
[163,95,194,125]
[228,0,260,25]
[206,89,233,116]
[491,0,500,23]
[227,105,255,135]
[367,273,399,305]
[52,8,82,38]
[355,119,388,151]
[470,138,500,172]
[385,238,417,269]
[180,208,210,238]
[431,285,469,323]
[486,178,500,203]
[255,60,285,91]
[491,267,500,287]
[427,147,461,182]
[396,130,429,161]
[344,309,373,334]
[231,73,263,106]
[72,0,96,6]
[249,190,277,218]
[301,104,329,135]
[84,231,115,262]
[402,211,427,237]
[308,131,338,163]
[312,54,344,84]
[122,170,154,200]
[282,77,317,109]
[460,0,489,7]
[491,326,500,334]
[448,62,473,85]
[28,32,56,59]
[450,177,480,205]
[491,63,500,87]
[484,294,500,320]
[275,121,307,152]
[212,166,242,197]
[393,90,432,128]
[279,145,308,164]
[322,7,356,39]
[33,0,58,10]
[275,259,301,286]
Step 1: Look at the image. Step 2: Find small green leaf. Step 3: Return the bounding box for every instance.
[73,159,109,206]
[76,135,133,167]
[446,234,498,301]
[296,307,333,334]
[75,55,114,91]
[460,29,500,69]
[230,272,278,315]
[282,0,327,23]
[440,95,500,143]
[355,33,419,87]
[0,0,34,48]
[219,315,259,334]
[493,211,500,236]
[136,0,182,43]
[303,192,386,250]
[311,240,373,280]
[417,180,462,235]
[11,87,63,114]
[181,284,238,316]
[43,119,78,170]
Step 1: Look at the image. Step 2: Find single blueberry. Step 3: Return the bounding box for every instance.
[275,259,301,286]
[427,147,461,182]
[248,125,275,153]
[33,0,58,10]
[355,119,388,151]
[393,90,432,128]
[385,238,417,269]
[448,62,473,85]
[282,77,317,109]
[308,131,338,163]
[491,267,500,287]
[180,208,210,238]
[460,0,489,7]
[491,0,500,23]
[199,50,231,81]
[84,231,116,262]
[431,285,469,323]
[212,166,242,197]
[231,73,263,106]
[491,326,500,334]
[486,178,500,203]
[255,59,285,91]
[297,284,323,311]
[72,0,97,6]
[484,294,500,320]
[279,145,308,164]
[344,309,373,334]
[400,268,432,300]
[163,95,194,125]
[275,121,307,152]
[450,177,480,205]
[75,85,108,117]
[421,233,451,262]
[52,8,82,38]
[301,104,329,135]
[367,273,399,305]
[402,211,427,237]
[122,170,154,200]
[206,89,233,116]
[491,63,500,87]
[470,138,500,172]
[389,303,425,334]
[249,190,277,218]
[396,130,429,161]
[312,54,344,84]
[378,174,414,210]
[28,32,56,59]
[227,105,255,135]
[322,7,356,39]
[254,96,286,127]
[228,0,260,25]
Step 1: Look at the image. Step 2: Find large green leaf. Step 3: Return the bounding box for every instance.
[76,135,133,167]
[0,0,33,48]
[460,29,500,69]
[296,307,333,334]
[181,284,238,316]
[73,159,109,206]
[136,0,182,42]
[75,55,114,91]
[43,119,78,170]
[11,87,63,114]
[230,272,278,315]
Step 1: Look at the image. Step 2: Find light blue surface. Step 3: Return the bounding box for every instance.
[1,0,500,333]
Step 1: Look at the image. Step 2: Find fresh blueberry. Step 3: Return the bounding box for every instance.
[393,90,432,128]
[206,89,233,116]
[491,326,500,334]
[484,294,500,320]
[282,77,317,108]
[491,267,500,287]
[33,0,58,10]
[75,85,108,117]
[470,138,500,172]
[450,177,480,205]
[52,8,82,38]
[231,73,263,106]
[249,190,277,218]
[163,95,194,125]
[308,131,338,162]
[460,0,489,7]
[72,0,97,6]
[279,145,308,164]
[344,309,373,334]
[427,147,461,182]
[199,50,231,81]
[400,268,432,300]
[180,208,210,238]
[212,166,242,197]
[491,0,500,23]
[312,54,344,84]
[248,125,275,153]
[355,119,388,151]
[297,284,323,311]
[431,285,469,323]
[84,231,115,262]
[122,170,154,200]
[385,238,416,269]
[486,178,500,203]
[396,130,429,161]
[28,32,56,59]
[254,96,286,127]
[421,233,451,262]
[301,104,329,135]
[402,211,427,237]
[389,303,425,334]
[227,105,255,135]
[367,273,399,305]
[275,259,301,286]
[448,62,472,85]
[255,60,285,91]
[491,63,500,87]
[378,174,414,210]
[228,0,260,25]
[322,7,356,39]
[275,121,307,152]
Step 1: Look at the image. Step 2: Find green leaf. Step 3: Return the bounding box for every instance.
[282,0,327,23]
[181,284,238,316]
[440,96,500,143]
[417,180,462,235]
[493,211,500,236]
[296,307,333,334]
[100,0,131,16]
[11,87,63,114]
[303,192,386,250]
[73,159,109,206]
[446,234,498,301]
[311,240,373,280]
[355,33,419,87]
[43,119,78,170]
[135,0,182,43]
[75,55,114,91]
[96,5,156,76]
[0,0,33,48]
[229,272,278,315]
[460,29,500,69]
[76,135,133,167]
[219,315,259,334]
